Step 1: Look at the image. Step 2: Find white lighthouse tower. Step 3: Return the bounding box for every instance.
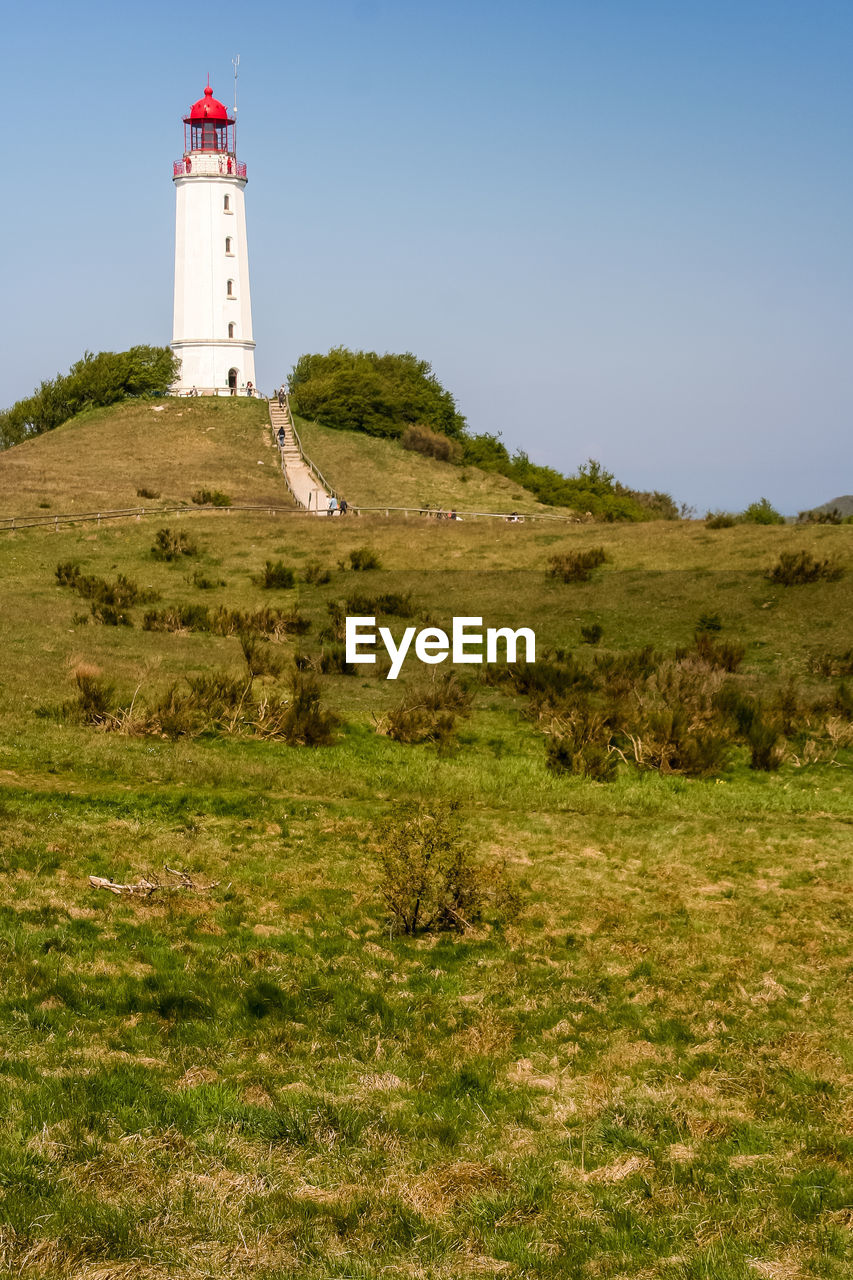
[171,83,256,395]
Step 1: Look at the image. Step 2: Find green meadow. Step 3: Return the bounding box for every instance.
[0,404,851,1279]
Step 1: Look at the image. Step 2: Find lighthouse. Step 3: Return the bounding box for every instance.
[171,83,256,395]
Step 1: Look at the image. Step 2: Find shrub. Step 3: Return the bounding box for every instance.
[216,606,310,639]
[580,623,603,646]
[691,633,745,672]
[696,612,722,634]
[402,422,462,463]
[289,347,467,440]
[765,551,844,586]
[239,633,285,680]
[747,715,784,771]
[377,673,472,744]
[191,489,232,507]
[773,679,805,736]
[508,656,594,706]
[626,705,729,778]
[741,497,785,525]
[322,601,346,642]
[302,561,332,585]
[256,560,296,590]
[55,563,159,613]
[705,511,736,529]
[346,547,382,571]
[143,603,309,639]
[90,602,132,627]
[137,487,160,500]
[318,644,357,675]
[274,673,339,745]
[129,669,338,745]
[68,664,114,725]
[546,736,618,781]
[713,683,759,735]
[152,528,198,561]
[191,570,222,590]
[143,604,212,633]
[0,345,179,447]
[374,800,518,934]
[547,548,607,583]
[593,646,658,690]
[345,591,415,617]
[546,707,618,781]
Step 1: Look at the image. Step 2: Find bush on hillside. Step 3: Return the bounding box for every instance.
[706,500,784,528]
[741,497,785,525]
[192,489,232,507]
[345,547,382,571]
[151,528,198,561]
[548,548,607,583]
[705,511,737,528]
[290,347,466,440]
[402,422,462,463]
[580,623,604,645]
[766,551,844,586]
[0,346,179,447]
[255,560,296,590]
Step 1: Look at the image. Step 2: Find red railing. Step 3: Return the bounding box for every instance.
[173,158,247,178]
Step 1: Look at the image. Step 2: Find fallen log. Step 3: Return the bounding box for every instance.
[88,867,221,897]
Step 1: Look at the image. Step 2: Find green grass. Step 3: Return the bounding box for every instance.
[0,397,285,517]
[296,415,569,515]
[0,425,851,1278]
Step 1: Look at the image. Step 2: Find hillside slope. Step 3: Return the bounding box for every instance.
[0,397,287,517]
[296,416,574,515]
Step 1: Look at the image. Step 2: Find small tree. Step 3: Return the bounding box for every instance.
[375,801,518,934]
[741,497,785,525]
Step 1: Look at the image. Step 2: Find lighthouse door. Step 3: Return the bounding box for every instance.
[228,367,238,395]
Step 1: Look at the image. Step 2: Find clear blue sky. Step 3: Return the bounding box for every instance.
[5,0,852,512]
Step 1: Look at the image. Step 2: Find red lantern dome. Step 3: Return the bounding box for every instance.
[186,85,232,124]
[181,83,235,156]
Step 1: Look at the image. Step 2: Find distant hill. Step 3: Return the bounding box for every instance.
[805,495,853,518]
[0,398,287,517]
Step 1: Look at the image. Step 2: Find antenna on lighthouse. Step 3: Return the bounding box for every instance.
[232,55,240,152]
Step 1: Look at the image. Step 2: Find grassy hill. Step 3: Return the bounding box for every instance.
[0,404,852,1276]
[0,397,286,517]
[296,415,570,515]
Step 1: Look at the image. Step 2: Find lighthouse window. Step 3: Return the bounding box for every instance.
[225,237,233,255]
[228,323,235,338]
[223,195,230,211]
[226,279,234,297]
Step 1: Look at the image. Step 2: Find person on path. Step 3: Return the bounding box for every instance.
[278,387,285,409]
[339,497,348,515]
[246,381,254,398]
[277,426,285,449]
[328,496,338,516]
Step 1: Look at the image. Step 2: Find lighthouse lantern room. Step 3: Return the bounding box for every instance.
[171,83,256,395]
